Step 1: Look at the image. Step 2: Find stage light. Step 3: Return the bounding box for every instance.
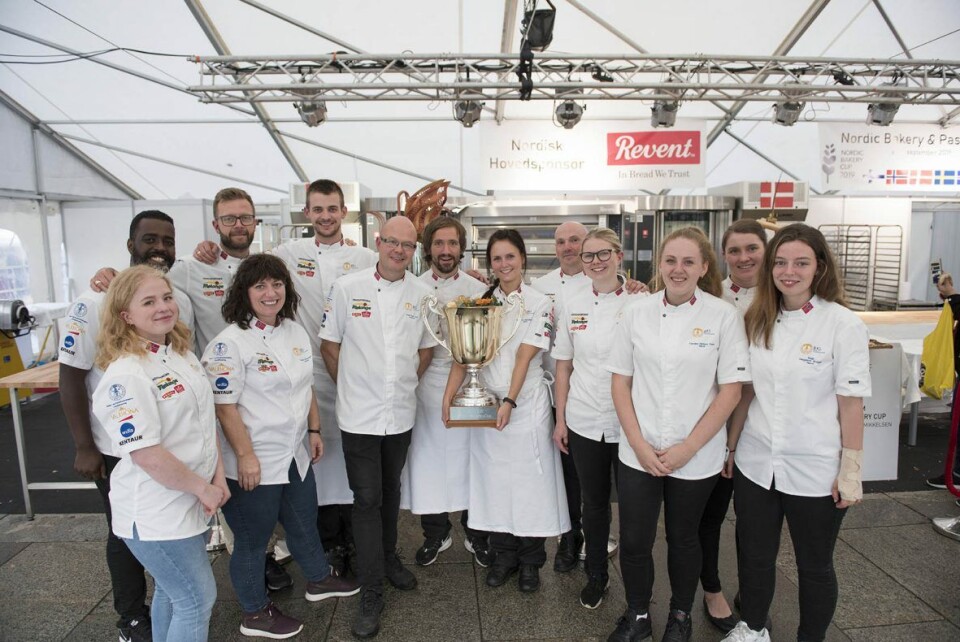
[296,101,327,127]
[867,101,899,126]
[651,100,678,128]
[772,101,804,126]
[454,100,483,128]
[555,99,584,129]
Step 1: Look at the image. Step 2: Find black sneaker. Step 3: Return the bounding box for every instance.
[119,615,152,642]
[415,534,452,566]
[464,535,496,568]
[265,553,293,591]
[607,608,652,642]
[327,545,349,577]
[662,609,692,642]
[580,573,609,609]
[554,530,584,573]
[352,588,384,639]
[926,472,960,489]
[385,550,418,590]
[518,564,540,592]
[485,563,518,587]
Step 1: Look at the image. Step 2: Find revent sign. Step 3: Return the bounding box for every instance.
[607,131,701,166]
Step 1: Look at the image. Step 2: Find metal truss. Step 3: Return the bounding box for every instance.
[188,53,960,105]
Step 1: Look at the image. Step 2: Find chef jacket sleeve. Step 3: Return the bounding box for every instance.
[716,304,751,384]
[94,370,163,454]
[318,280,347,343]
[550,297,574,361]
[604,304,635,376]
[834,315,872,397]
[201,336,245,404]
[523,296,553,351]
[59,294,100,370]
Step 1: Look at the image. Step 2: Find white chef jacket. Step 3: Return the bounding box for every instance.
[480,285,554,394]
[93,342,218,541]
[419,269,488,374]
[551,277,645,442]
[168,250,241,353]
[202,318,314,484]
[530,268,589,396]
[721,277,756,314]
[319,267,437,435]
[605,288,750,480]
[401,268,487,514]
[735,296,871,497]
[60,286,194,457]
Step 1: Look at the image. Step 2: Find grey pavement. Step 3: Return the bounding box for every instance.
[0,493,958,642]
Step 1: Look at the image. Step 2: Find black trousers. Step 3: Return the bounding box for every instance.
[698,474,734,593]
[421,510,485,541]
[317,503,354,551]
[618,462,717,613]
[734,468,847,642]
[95,455,148,622]
[490,533,546,567]
[341,430,411,591]
[567,430,618,577]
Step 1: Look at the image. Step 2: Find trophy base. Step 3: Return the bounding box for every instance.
[447,405,498,428]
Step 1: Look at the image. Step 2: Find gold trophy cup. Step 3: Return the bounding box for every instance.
[421,291,524,427]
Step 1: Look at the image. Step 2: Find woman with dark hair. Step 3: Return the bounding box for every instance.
[442,229,569,593]
[93,265,226,642]
[606,227,749,642]
[700,218,769,633]
[722,224,870,642]
[202,254,359,639]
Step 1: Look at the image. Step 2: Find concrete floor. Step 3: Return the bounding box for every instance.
[1,493,958,642]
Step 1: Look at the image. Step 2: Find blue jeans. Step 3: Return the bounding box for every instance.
[122,525,216,642]
[221,462,330,612]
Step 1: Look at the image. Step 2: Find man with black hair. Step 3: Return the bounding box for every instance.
[60,210,193,642]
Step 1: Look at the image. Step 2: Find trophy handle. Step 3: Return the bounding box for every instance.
[420,294,452,356]
[496,291,525,355]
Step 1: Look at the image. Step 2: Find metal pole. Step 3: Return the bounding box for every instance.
[31,128,56,304]
[9,388,34,519]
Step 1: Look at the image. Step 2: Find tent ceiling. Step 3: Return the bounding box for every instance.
[1,0,958,202]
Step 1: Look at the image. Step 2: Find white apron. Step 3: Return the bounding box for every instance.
[467,376,570,537]
[400,366,471,513]
[311,357,354,505]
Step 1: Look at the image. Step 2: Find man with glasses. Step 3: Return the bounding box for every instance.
[319,216,436,639]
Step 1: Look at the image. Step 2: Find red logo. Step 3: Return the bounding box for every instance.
[606,131,700,166]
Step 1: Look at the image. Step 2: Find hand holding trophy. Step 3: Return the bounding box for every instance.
[421,291,524,427]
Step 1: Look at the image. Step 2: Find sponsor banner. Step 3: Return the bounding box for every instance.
[819,123,960,192]
[862,344,902,481]
[479,119,706,191]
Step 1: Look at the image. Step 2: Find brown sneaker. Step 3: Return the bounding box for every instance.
[239,602,303,639]
[305,572,361,602]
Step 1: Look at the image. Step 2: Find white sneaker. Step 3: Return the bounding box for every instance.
[722,621,770,642]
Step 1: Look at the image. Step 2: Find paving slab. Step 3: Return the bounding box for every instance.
[0,599,101,642]
[839,494,927,530]
[0,541,28,566]
[0,513,107,543]
[328,562,480,641]
[840,524,960,626]
[886,489,960,519]
[61,594,123,642]
[844,619,960,641]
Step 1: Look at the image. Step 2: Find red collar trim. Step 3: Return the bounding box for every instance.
[801,300,814,314]
[219,250,229,260]
[316,237,346,247]
[593,285,624,297]
[662,293,697,307]
[255,319,267,330]
[146,340,161,353]
[431,271,460,281]
[730,283,741,293]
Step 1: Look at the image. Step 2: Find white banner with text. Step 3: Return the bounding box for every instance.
[819,123,960,192]
[479,119,707,192]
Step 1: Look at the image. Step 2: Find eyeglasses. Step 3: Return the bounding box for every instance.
[580,249,615,263]
[218,214,257,226]
[381,236,417,252]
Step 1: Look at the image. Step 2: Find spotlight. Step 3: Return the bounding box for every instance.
[296,101,327,127]
[454,99,483,128]
[832,69,856,86]
[555,99,584,129]
[772,101,804,126]
[867,102,899,126]
[650,100,678,128]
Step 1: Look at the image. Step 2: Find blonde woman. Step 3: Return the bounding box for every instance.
[552,227,644,609]
[93,265,228,642]
[605,227,749,642]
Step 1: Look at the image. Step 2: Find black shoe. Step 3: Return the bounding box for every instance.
[265,552,293,591]
[554,530,583,573]
[703,595,738,634]
[464,535,496,568]
[662,609,692,642]
[352,588,384,639]
[580,573,609,609]
[327,545,349,577]
[733,593,773,632]
[415,534,452,566]
[119,615,152,642]
[384,550,417,590]
[607,608,652,642]
[926,472,960,489]
[518,564,540,592]
[485,564,519,587]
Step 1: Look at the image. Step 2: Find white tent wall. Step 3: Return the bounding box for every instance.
[0,198,62,304]
[60,200,213,301]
